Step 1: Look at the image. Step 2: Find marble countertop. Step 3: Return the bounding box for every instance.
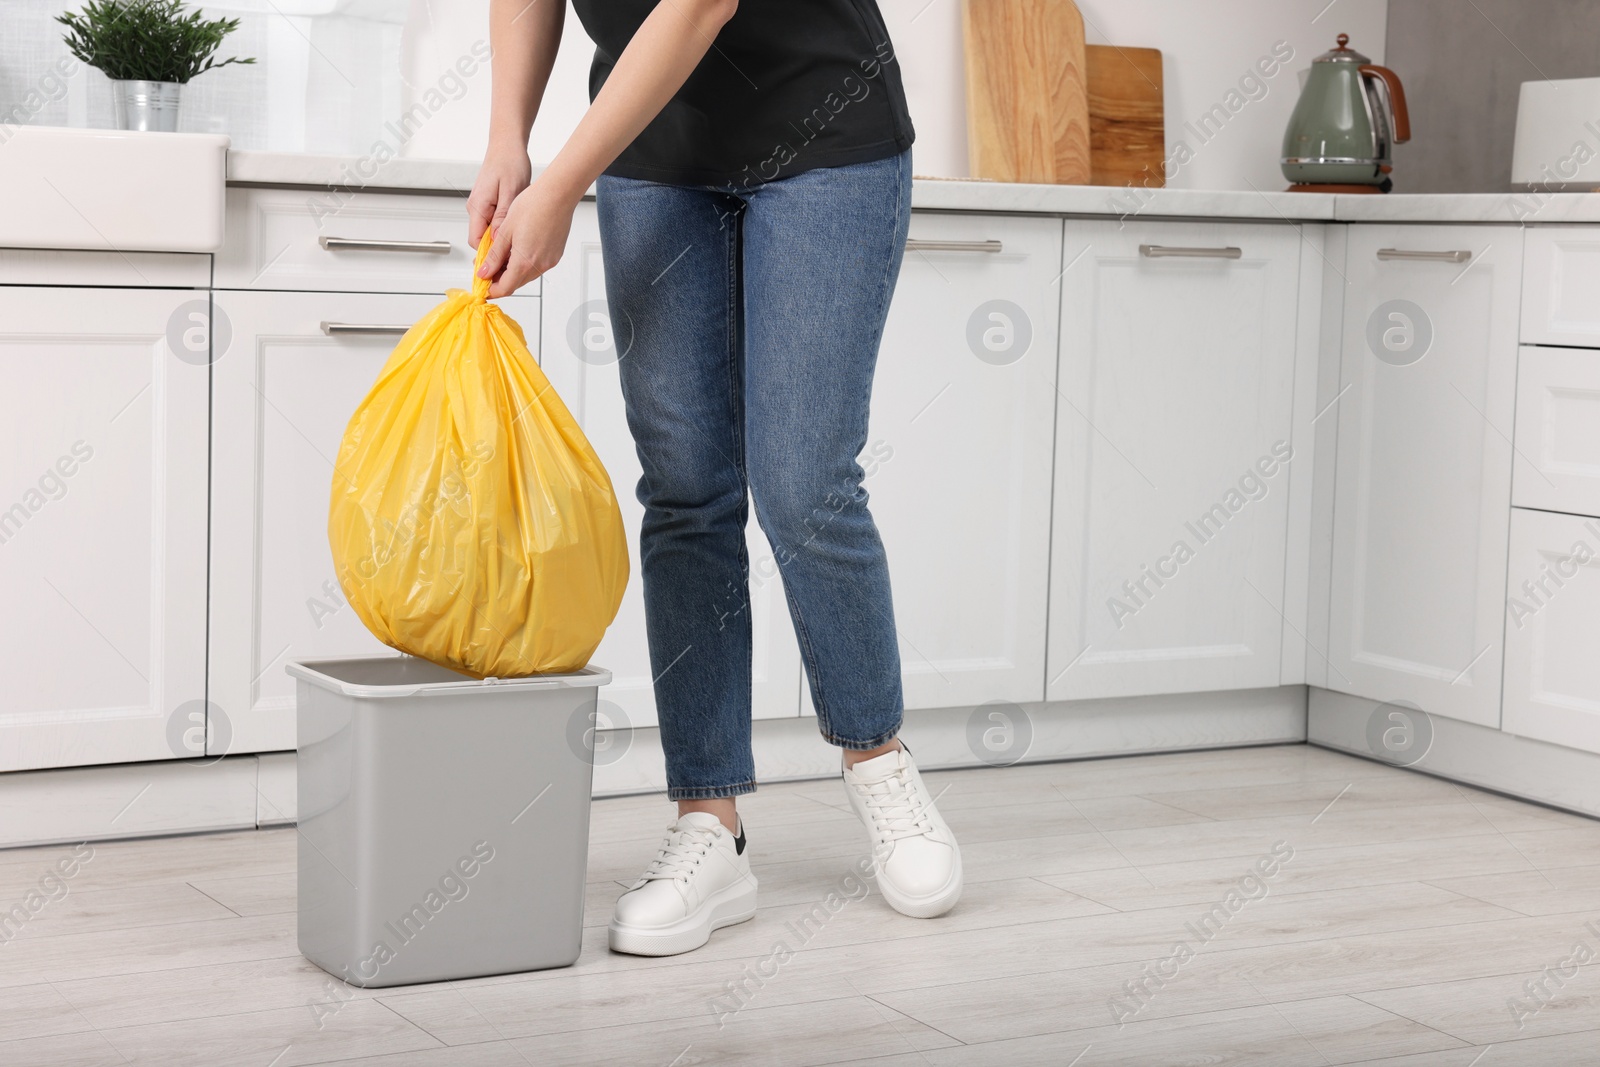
[227,150,1600,224]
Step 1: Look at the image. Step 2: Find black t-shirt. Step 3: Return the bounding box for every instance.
[569,0,914,188]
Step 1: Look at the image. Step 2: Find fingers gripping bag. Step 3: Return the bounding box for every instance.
[328,233,628,678]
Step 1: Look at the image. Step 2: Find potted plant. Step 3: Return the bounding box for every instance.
[57,0,255,132]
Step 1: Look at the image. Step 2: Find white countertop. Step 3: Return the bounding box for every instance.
[227,150,1600,224]
[1329,192,1600,224]
[228,150,481,196]
[907,177,1335,221]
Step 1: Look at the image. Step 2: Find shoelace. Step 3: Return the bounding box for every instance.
[639,825,719,887]
[856,765,935,846]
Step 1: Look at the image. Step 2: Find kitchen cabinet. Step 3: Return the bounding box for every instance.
[0,287,208,771]
[23,178,1600,814]
[1502,507,1600,754]
[1326,224,1522,727]
[1048,219,1301,701]
[539,202,802,729]
[859,214,1062,711]
[208,289,541,753]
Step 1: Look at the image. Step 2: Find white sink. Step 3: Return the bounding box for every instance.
[0,126,229,253]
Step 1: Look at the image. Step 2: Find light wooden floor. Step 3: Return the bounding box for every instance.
[4,744,1600,1066]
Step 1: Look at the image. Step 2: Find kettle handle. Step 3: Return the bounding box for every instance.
[1359,64,1411,145]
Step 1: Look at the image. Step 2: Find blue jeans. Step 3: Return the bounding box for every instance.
[596,149,912,801]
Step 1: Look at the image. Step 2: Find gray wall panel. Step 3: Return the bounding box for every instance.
[1384,0,1600,192]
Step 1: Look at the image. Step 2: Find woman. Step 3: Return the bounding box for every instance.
[467,0,961,957]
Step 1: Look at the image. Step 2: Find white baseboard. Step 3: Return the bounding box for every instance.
[0,686,1311,850]
[0,755,260,850]
[1309,687,1600,819]
[256,752,296,827]
[594,686,1310,796]
[15,689,1595,852]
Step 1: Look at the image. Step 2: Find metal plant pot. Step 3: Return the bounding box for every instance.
[111,80,182,132]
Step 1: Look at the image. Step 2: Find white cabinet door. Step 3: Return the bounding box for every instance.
[539,202,801,728]
[1503,507,1600,753]
[209,289,540,753]
[1049,220,1300,700]
[861,214,1061,711]
[1327,225,1522,727]
[1512,345,1600,517]
[0,287,208,772]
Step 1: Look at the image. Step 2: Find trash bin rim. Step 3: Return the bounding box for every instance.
[287,655,612,700]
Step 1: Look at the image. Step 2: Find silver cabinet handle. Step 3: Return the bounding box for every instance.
[905,239,1003,253]
[318,236,452,254]
[320,322,411,336]
[1377,248,1471,263]
[1140,244,1243,259]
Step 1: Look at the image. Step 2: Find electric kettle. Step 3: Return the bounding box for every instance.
[1282,34,1410,192]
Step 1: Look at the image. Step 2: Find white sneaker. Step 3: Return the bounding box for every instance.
[842,745,963,918]
[608,811,758,956]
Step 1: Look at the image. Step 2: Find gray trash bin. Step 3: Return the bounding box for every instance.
[288,655,611,988]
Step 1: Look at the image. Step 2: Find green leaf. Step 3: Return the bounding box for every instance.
[56,0,256,85]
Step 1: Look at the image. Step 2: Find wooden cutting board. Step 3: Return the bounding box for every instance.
[1085,45,1166,187]
[962,0,1090,184]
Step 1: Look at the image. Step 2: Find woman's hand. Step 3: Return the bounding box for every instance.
[469,0,735,297]
[476,175,579,298]
[466,147,532,250]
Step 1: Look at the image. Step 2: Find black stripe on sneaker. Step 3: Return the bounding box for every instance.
[733,822,747,855]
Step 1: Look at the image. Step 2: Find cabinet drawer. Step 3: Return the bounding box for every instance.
[1522,227,1600,347]
[1514,345,1600,516]
[1503,507,1600,754]
[216,187,536,296]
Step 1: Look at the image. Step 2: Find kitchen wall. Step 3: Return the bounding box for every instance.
[2,0,1386,192]
[889,0,1389,188]
[0,0,465,159]
[1385,0,1600,193]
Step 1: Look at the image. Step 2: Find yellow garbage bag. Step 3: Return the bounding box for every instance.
[328,233,628,678]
